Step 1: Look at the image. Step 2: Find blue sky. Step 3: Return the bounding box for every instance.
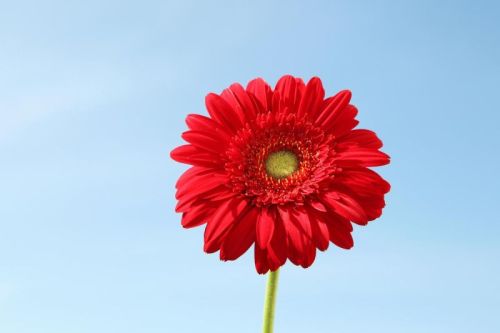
[1,0,499,332]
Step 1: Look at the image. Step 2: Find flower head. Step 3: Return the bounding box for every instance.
[171,75,390,274]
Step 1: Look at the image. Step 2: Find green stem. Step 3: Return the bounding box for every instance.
[262,269,280,333]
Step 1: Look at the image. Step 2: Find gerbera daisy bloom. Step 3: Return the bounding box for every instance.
[171,75,390,274]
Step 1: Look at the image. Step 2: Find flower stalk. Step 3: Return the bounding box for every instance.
[262,269,280,333]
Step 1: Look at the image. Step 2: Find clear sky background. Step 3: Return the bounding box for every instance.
[1,1,499,332]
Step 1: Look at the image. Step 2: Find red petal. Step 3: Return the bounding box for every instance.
[181,203,215,228]
[278,206,316,268]
[336,129,383,150]
[291,207,316,267]
[254,212,288,274]
[274,75,305,113]
[290,207,313,240]
[256,207,275,249]
[334,148,390,167]
[312,206,353,249]
[355,196,386,220]
[246,78,273,112]
[175,166,211,189]
[266,216,287,271]
[181,130,224,154]
[277,206,303,265]
[335,168,390,196]
[305,206,329,251]
[322,192,368,225]
[297,77,325,119]
[314,219,330,251]
[309,199,328,212]
[327,218,354,249]
[254,243,270,274]
[315,90,352,126]
[222,83,258,121]
[220,207,258,261]
[334,168,389,221]
[170,145,220,168]
[328,104,359,137]
[253,206,288,274]
[205,93,242,132]
[204,197,248,253]
[203,188,235,201]
[175,186,229,213]
[175,172,227,199]
[303,240,317,268]
[185,114,231,140]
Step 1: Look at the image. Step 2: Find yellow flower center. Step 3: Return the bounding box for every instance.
[265,150,299,179]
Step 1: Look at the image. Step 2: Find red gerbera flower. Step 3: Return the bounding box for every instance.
[171,75,390,274]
